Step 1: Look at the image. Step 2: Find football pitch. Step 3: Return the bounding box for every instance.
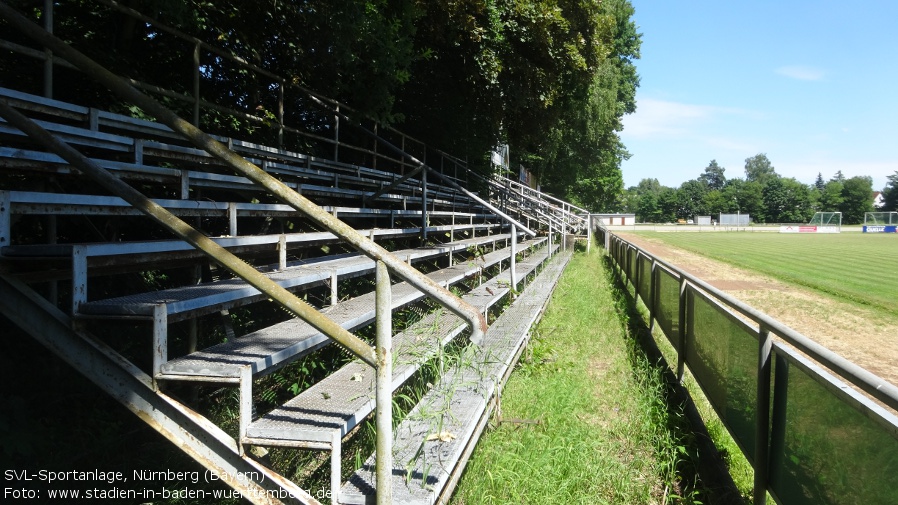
[631,232,898,316]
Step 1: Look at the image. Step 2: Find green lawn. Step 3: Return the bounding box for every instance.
[633,233,898,315]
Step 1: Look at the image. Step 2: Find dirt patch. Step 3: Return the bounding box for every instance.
[617,233,898,391]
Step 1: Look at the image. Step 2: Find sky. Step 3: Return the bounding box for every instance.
[620,1,898,192]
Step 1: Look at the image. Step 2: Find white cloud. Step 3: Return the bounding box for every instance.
[775,65,826,81]
[622,98,760,148]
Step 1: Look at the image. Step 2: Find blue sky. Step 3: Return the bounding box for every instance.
[620,1,898,192]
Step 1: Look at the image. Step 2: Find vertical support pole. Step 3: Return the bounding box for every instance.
[1,191,12,247]
[151,304,168,387]
[180,169,190,199]
[192,42,201,127]
[754,325,773,505]
[510,225,518,289]
[228,202,237,236]
[374,261,393,505]
[47,213,58,304]
[330,271,338,306]
[677,277,688,381]
[450,213,455,242]
[71,245,87,314]
[42,0,53,98]
[372,123,378,170]
[421,167,428,244]
[400,134,406,175]
[768,353,789,493]
[648,261,657,333]
[278,234,287,270]
[548,221,553,256]
[587,215,592,254]
[188,264,201,354]
[238,365,252,456]
[330,432,342,505]
[334,105,340,162]
[277,82,285,149]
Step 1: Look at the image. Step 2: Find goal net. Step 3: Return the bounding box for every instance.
[864,212,898,225]
[808,212,842,226]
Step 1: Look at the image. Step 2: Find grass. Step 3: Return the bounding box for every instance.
[632,232,898,315]
[450,251,708,505]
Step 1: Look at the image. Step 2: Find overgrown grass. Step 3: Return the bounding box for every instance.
[450,252,707,505]
[634,232,898,315]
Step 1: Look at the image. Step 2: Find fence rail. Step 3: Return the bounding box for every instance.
[598,227,898,505]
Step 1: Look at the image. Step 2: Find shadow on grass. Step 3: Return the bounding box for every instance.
[602,254,748,505]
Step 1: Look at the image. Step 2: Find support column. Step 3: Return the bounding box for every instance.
[375,261,393,505]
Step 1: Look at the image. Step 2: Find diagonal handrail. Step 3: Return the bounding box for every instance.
[470,170,588,233]
[0,98,378,367]
[0,2,487,346]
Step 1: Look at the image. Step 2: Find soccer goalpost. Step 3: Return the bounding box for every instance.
[780,212,841,233]
[863,211,898,233]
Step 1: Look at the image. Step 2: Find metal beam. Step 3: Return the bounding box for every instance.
[0,274,319,505]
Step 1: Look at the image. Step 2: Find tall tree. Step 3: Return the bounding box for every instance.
[814,172,826,191]
[883,171,898,211]
[699,159,726,190]
[762,177,813,223]
[839,176,873,224]
[744,153,777,184]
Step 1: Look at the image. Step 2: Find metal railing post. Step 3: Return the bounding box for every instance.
[421,164,428,244]
[192,42,200,127]
[510,225,518,289]
[754,325,772,505]
[677,276,688,381]
[42,0,52,98]
[374,261,393,505]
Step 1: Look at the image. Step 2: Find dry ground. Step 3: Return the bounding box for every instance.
[617,232,898,390]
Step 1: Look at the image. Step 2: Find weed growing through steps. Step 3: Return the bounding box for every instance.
[451,251,718,505]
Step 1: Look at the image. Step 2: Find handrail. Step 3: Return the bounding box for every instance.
[0,2,487,345]
[604,228,898,505]
[606,229,898,413]
[471,170,587,233]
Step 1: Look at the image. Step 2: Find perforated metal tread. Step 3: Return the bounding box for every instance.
[79,233,515,318]
[158,238,546,379]
[339,250,573,505]
[244,244,557,445]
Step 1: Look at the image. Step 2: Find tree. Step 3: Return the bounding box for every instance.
[762,177,813,223]
[883,171,898,211]
[830,170,846,183]
[744,153,777,184]
[676,179,708,219]
[814,172,826,191]
[699,160,726,190]
[839,176,873,224]
[817,180,844,211]
[723,179,765,222]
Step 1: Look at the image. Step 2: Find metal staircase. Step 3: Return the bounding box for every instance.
[0,3,589,504]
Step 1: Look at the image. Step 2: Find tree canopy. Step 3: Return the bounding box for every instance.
[623,154,880,225]
[3,0,640,211]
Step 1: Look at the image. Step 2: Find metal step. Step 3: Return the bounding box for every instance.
[339,250,573,505]
[242,243,556,445]
[78,233,514,319]
[157,238,546,380]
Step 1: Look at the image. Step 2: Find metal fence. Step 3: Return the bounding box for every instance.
[600,228,898,505]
